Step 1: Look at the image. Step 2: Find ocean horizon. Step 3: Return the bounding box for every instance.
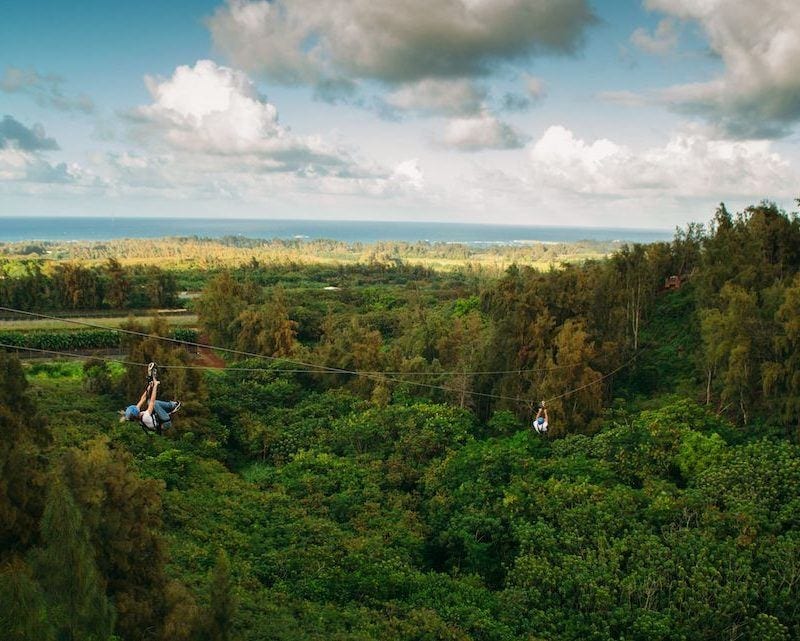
[0,216,673,245]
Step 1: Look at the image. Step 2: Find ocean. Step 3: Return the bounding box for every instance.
[0,216,673,245]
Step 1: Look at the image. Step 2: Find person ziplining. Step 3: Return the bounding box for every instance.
[120,362,181,435]
[532,401,548,435]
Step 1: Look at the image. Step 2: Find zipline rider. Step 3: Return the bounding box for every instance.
[121,363,181,434]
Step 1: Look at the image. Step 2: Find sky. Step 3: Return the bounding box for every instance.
[1,0,799,229]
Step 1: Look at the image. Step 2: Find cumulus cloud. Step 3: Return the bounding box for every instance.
[528,124,794,198]
[0,115,84,186]
[0,154,68,183]
[129,59,358,174]
[641,0,800,138]
[51,59,434,205]
[0,115,59,151]
[384,79,486,116]
[630,18,678,55]
[208,0,595,87]
[1,67,94,113]
[0,147,92,185]
[446,123,797,227]
[441,111,529,151]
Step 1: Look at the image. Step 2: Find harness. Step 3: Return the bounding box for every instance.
[140,411,164,436]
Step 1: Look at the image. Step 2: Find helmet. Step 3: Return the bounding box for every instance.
[537,417,545,424]
[124,405,140,420]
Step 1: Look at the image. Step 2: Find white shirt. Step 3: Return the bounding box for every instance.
[141,411,157,429]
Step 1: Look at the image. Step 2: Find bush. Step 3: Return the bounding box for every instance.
[83,358,114,395]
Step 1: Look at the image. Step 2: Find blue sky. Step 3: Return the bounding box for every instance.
[2,0,798,228]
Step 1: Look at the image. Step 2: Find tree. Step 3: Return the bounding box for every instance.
[197,271,251,347]
[0,558,54,641]
[436,311,488,409]
[51,263,104,310]
[231,309,264,355]
[611,244,659,351]
[161,580,203,641]
[700,284,762,422]
[231,286,300,359]
[104,257,130,309]
[740,202,800,287]
[82,358,113,395]
[764,275,800,439]
[205,549,236,641]
[145,265,179,308]
[0,261,51,311]
[264,286,299,358]
[0,351,49,556]
[32,478,115,641]
[671,221,704,278]
[540,319,603,433]
[61,437,173,640]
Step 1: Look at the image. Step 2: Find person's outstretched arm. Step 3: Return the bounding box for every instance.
[135,385,150,410]
[147,380,159,414]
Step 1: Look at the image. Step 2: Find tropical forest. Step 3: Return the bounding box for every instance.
[2,201,800,641]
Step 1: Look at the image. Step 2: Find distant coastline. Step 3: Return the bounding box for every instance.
[0,216,673,245]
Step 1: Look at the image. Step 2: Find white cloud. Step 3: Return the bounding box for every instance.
[441,124,797,227]
[630,18,678,55]
[129,60,358,174]
[390,158,424,190]
[0,115,92,187]
[0,147,95,186]
[642,0,800,138]
[208,0,596,86]
[441,111,528,151]
[384,79,486,116]
[30,60,435,206]
[528,124,794,198]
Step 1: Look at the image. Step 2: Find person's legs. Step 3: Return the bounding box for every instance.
[154,400,177,423]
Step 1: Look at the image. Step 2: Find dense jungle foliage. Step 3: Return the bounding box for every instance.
[2,201,800,641]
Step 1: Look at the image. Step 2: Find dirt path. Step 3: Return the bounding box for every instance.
[193,336,227,369]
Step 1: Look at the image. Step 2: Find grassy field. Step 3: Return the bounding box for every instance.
[0,313,198,331]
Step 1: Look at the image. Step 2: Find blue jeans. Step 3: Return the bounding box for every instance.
[154,400,178,429]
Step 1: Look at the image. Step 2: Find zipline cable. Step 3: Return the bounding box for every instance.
[0,305,649,407]
[0,308,537,404]
[0,339,537,405]
[543,351,641,404]
[0,342,143,367]
[0,307,581,376]
[0,306,349,374]
[541,317,697,405]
